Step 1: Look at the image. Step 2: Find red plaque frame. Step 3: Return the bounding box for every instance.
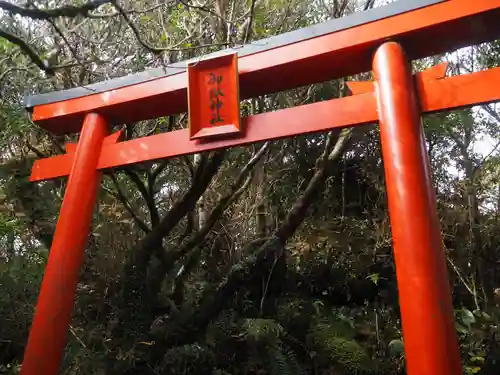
[187,52,241,140]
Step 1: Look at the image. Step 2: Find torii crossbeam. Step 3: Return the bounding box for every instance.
[21,1,500,375]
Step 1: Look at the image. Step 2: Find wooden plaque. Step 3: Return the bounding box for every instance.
[187,52,241,140]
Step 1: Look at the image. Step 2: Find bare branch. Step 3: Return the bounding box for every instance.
[234,142,271,188]
[0,0,112,19]
[106,174,151,233]
[0,29,53,74]
[481,103,500,123]
[147,143,270,294]
[475,138,500,172]
[24,141,47,158]
[243,0,257,43]
[46,18,96,76]
[149,160,169,192]
[112,0,164,54]
[0,67,29,93]
[123,168,159,227]
[130,150,226,271]
[119,150,226,321]
[87,2,172,18]
[446,128,468,156]
[277,128,353,241]
[182,155,195,177]
[159,171,254,279]
[338,0,349,16]
[364,0,376,11]
[113,0,230,53]
[178,0,226,22]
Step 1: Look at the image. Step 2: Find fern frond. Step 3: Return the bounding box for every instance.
[206,309,238,347]
[268,342,306,375]
[242,341,305,375]
[307,318,373,374]
[161,344,215,375]
[240,318,284,344]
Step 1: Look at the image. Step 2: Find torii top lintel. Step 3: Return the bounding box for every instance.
[25,0,500,135]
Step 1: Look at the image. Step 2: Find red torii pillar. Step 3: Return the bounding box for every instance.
[20,114,109,375]
[374,42,461,375]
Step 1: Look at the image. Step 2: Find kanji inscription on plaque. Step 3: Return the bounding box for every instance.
[187,52,241,140]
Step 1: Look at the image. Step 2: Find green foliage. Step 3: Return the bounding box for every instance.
[388,339,404,358]
[0,253,45,365]
[0,1,500,375]
[459,308,477,329]
[453,307,500,375]
[161,344,216,375]
[206,309,239,347]
[0,214,17,238]
[257,342,305,375]
[0,103,29,146]
[307,317,373,374]
[212,370,231,375]
[241,318,284,344]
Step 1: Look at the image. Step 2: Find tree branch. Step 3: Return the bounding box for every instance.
[161,162,257,271]
[123,168,159,227]
[106,174,151,233]
[364,0,376,11]
[114,0,230,54]
[482,104,500,123]
[112,0,165,54]
[46,18,95,75]
[474,138,500,173]
[0,67,29,92]
[446,129,469,157]
[149,161,169,189]
[123,150,225,281]
[177,0,226,22]
[0,29,53,74]
[0,0,112,19]
[276,128,353,241]
[162,130,353,346]
[243,0,257,43]
[87,2,172,18]
[24,140,47,158]
[147,143,270,296]
[118,150,225,326]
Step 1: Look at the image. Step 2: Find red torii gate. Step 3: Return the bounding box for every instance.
[21,0,500,374]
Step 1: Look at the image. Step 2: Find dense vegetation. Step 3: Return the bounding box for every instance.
[0,1,499,374]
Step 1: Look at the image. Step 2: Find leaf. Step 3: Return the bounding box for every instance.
[388,339,405,357]
[242,318,284,343]
[312,300,324,314]
[366,273,379,285]
[481,312,492,320]
[465,366,482,374]
[470,356,485,363]
[139,15,152,24]
[460,308,476,328]
[456,323,469,336]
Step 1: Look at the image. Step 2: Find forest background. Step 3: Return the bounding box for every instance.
[0,0,500,374]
